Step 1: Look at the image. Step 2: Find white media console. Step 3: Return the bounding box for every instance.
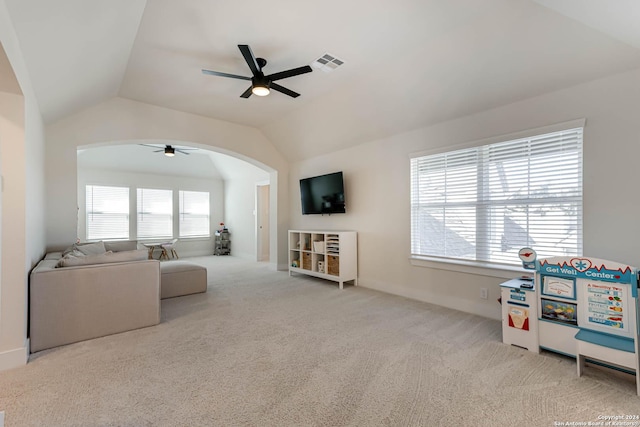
[288,230,357,289]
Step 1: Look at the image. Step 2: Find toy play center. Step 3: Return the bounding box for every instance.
[500,248,640,396]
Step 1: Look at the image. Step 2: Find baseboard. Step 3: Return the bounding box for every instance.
[359,278,501,321]
[0,340,29,372]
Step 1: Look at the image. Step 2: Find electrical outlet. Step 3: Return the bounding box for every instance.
[480,288,488,299]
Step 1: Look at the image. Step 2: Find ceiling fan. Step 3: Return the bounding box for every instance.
[140,144,196,157]
[202,44,313,98]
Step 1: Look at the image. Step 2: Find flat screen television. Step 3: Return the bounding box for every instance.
[300,171,346,215]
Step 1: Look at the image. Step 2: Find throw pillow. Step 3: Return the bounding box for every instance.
[74,241,107,256]
[54,250,86,268]
[103,240,137,252]
[61,245,76,257]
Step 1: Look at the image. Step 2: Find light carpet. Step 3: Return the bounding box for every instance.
[0,256,638,426]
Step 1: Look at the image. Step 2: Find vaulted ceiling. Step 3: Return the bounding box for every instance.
[4,0,640,162]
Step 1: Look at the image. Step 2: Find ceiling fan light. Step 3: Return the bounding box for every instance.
[252,84,270,96]
[164,146,175,157]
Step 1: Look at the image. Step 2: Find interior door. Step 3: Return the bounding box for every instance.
[257,184,270,261]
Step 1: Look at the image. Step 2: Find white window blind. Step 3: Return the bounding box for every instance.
[179,191,210,238]
[137,188,173,239]
[86,185,129,240]
[410,127,583,266]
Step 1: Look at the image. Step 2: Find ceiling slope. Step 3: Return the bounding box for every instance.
[261,0,640,160]
[0,42,21,95]
[532,0,640,49]
[4,0,146,123]
[3,0,640,163]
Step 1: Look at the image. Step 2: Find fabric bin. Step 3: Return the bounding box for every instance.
[327,255,339,276]
[302,252,312,270]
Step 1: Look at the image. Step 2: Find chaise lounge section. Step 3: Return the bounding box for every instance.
[160,261,208,299]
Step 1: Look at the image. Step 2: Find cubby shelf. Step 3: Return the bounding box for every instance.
[288,230,357,289]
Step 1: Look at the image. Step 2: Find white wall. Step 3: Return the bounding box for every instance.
[23,89,46,268]
[218,157,270,260]
[45,97,289,270]
[0,91,27,367]
[77,168,224,257]
[0,0,46,371]
[289,67,640,320]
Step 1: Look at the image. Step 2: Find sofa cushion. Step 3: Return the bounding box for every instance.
[32,259,61,273]
[44,252,63,260]
[57,249,148,268]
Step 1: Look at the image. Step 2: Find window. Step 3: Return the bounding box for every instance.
[86,185,129,240]
[410,127,583,266]
[179,191,210,238]
[137,188,173,239]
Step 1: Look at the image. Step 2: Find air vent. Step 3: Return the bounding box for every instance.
[311,53,344,73]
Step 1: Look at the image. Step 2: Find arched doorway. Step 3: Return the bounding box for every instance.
[76,141,273,262]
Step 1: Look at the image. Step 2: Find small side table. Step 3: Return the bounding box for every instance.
[214,230,231,255]
[142,242,166,260]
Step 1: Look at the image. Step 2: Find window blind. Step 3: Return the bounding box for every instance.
[179,191,210,238]
[137,188,173,239]
[86,185,129,240]
[410,127,583,266]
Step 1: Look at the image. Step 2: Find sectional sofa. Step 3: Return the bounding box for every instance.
[29,240,209,353]
[29,241,161,352]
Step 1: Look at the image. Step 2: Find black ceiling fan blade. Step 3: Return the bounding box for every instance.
[175,149,191,155]
[238,44,261,76]
[267,65,313,82]
[270,82,300,98]
[240,86,253,98]
[202,69,251,81]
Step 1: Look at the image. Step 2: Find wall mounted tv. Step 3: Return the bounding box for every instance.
[300,171,346,215]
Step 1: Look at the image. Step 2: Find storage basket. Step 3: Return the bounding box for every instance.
[313,241,325,253]
[327,255,339,276]
[302,252,312,270]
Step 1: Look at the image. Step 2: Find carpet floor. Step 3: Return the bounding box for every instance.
[0,256,638,426]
